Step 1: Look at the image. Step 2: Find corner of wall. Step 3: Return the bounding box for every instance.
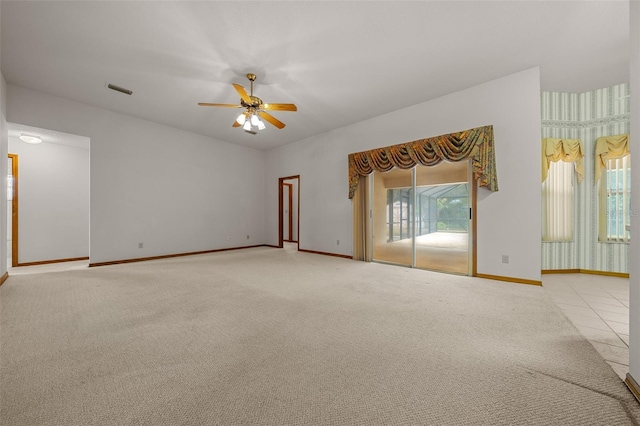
[0,71,8,277]
[627,0,640,387]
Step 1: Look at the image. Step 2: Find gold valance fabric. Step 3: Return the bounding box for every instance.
[348,125,497,199]
[595,134,630,182]
[541,138,584,183]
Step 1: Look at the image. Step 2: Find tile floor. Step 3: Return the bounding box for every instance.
[542,273,630,380]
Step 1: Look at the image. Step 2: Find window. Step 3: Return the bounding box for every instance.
[600,155,631,242]
[542,161,574,241]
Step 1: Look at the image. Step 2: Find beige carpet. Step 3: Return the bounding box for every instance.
[1,247,639,425]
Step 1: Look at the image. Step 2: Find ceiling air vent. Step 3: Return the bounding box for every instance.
[107,83,133,95]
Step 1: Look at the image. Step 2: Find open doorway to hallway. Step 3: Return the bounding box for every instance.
[7,123,90,269]
[7,154,17,267]
[279,175,299,249]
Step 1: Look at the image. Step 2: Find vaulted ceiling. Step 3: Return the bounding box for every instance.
[1,1,630,150]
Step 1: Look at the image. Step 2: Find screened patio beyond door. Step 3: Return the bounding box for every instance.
[370,160,474,275]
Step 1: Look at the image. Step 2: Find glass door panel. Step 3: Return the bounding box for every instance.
[368,161,473,275]
[372,168,413,266]
[415,162,470,275]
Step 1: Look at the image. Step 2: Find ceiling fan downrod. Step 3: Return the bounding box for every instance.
[246,73,256,97]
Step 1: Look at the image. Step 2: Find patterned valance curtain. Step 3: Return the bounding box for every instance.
[541,138,584,183]
[347,125,498,199]
[595,134,630,182]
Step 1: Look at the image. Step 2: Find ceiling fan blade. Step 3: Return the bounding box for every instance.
[198,103,242,108]
[233,84,252,104]
[232,112,248,127]
[258,111,286,129]
[263,103,297,112]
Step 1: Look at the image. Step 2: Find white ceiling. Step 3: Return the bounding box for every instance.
[8,123,90,150]
[0,1,630,150]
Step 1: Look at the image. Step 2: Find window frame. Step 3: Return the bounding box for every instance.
[599,154,631,243]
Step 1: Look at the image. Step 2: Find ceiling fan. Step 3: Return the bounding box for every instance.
[198,73,297,134]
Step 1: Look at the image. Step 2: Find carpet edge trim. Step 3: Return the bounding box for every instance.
[626,374,640,403]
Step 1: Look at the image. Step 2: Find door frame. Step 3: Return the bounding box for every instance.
[368,161,477,276]
[8,154,18,267]
[283,183,294,242]
[469,165,478,277]
[278,175,300,248]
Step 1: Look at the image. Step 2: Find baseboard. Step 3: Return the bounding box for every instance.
[89,245,269,267]
[298,248,352,259]
[263,244,280,248]
[542,269,580,274]
[581,269,629,278]
[476,273,542,286]
[542,269,629,278]
[16,256,89,267]
[0,272,8,287]
[625,373,640,403]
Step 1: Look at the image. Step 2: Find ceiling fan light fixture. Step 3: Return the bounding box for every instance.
[198,72,296,132]
[20,133,42,144]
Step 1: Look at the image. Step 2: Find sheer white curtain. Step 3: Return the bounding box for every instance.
[542,161,574,241]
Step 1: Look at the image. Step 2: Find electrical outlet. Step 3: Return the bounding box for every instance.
[502,255,509,264]
[337,239,340,245]
[138,242,143,249]
[247,235,250,239]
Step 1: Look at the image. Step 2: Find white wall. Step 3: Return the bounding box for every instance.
[8,132,90,263]
[0,2,6,276]
[628,0,640,384]
[0,72,7,277]
[265,68,542,282]
[7,85,266,264]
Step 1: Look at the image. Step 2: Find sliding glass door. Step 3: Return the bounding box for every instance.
[371,168,413,266]
[370,161,472,275]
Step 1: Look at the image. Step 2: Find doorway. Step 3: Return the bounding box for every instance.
[283,182,295,242]
[7,154,18,267]
[7,123,90,267]
[370,160,476,275]
[278,175,300,248]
